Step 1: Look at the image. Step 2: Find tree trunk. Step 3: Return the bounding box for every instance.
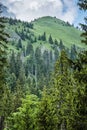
[0,116,4,130]
[35,64,37,88]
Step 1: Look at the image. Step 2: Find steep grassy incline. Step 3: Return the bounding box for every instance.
[33,16,86,48]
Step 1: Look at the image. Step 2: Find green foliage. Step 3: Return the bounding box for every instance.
[9,51,16,74]
[37,87,58,130]
[59,40,65,51]
[8,94,38,130]
[54,39,58,46]
[70,45,77,60]
[38,32,46,41]
[1,2,87,130]
[49,34,53,44]
[0,6,8,86]
[36,51,79,130]
[33,16,86,48]
[78,0,87,44]
[78,0,87,11]
[15,52,22,78]
[41,32,46,41]
[26,43,33,56]
[73,2,87,128]
[72,51,87,130]
[16,39,22,50]
[0,3,9,130]
[52,51,77,130]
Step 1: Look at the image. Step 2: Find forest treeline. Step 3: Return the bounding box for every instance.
[1,49,87,130]
[0,0,87,130]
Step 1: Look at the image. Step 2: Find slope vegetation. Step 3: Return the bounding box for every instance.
[33,16,85,48]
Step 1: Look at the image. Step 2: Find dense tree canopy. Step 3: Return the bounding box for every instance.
[0,1,87,130]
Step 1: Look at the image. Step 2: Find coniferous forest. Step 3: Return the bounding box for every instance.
[0,0,87,130]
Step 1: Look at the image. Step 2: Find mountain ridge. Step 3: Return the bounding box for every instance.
[5,16,87,52]
[32,16,85,48]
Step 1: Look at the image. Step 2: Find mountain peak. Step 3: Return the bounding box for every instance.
[32,16,84,48]
[33,16,72,27]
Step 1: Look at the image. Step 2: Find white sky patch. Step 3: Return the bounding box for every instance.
[1,0,77,24]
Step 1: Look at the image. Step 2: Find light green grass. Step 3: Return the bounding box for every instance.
[6,16,87,52]
[32,16,86,49]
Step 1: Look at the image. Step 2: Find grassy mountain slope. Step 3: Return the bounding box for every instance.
[32,16,86,48]
[5,16,87,96]
[6,16,87,53]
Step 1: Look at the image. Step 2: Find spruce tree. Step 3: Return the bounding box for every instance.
[49,34,53,44]
[73,52,87,130]
[16,39,22,50]
[49,50,77,130]
[66,1,87,129]
[41,32,46,41]
[26,43,33,56]
[73,1,87,129]
[0,3,9,130]
[78,0,87,44]
[37,87,57,130]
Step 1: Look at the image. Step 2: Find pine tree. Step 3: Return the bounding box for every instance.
[18,65,26,92]
[70,44,77,60]
[15,52,22,78]
[59,40,65,51]
[37,87,57,130]
[78,0,87,11]
[41,32,46,41]
[13,79,24,111]
[54,39,58,46]
[73,1,87,129]
[0,5,8,88]
[16,39,22,50]
[73,52,87,130]
[9,51,16,74]
[78,0,87,44]
[51,50,77,130]
[26,43,33,56]
[49,34,53,44]
[0,3,10,130]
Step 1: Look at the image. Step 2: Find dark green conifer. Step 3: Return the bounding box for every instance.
[49,34,53,44]
[0,3,9,130]
[78,0,87,44]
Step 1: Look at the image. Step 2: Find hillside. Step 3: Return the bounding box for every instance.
[1,2,87,130]
[32,16,85,48]
[5,16,86,95]
[6,16,87,52]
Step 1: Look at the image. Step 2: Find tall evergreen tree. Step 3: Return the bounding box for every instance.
[53,50,76,130]
[72,1,87,129]
[78,0,87,44]
[41,32,46,41]
[26,43,33,56]
[9,51,16,74]
[59,40,65,51]
[15,52,22,78]
[37,87,57,130]
[0,3,9,130]
[73,52,87,130]
[16,39,22,50]
[70,44,77,60]
[49,34,53,44]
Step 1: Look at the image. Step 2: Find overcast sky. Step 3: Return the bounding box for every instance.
[1,0,86,26]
